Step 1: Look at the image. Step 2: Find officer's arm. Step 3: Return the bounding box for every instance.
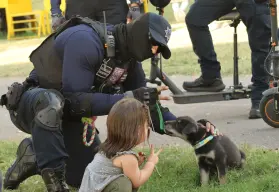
[61,32,125,117]
[51,0,62,15]
[123,62,147,91]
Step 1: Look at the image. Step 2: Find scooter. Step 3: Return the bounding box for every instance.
[146,0,251,104]
[259,0,279,128]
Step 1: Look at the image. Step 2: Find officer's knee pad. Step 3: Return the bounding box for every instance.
[34,90,65,131]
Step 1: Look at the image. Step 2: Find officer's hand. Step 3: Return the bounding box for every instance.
[157,86,171,100]
[125,86,164,105]
[51,13,66,31]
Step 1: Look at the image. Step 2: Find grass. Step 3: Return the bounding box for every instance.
[1,141,279,192]
[0,42,252,77]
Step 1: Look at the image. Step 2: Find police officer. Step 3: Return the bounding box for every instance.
[51,0,130,30]
[183,0,271,119]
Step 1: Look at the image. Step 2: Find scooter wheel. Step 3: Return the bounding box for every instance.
[260,94,279,128]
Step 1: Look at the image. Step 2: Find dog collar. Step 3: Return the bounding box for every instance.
[194,135,214,149]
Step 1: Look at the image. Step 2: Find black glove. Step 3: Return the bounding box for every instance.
[124,87,160,106]
[51,13,66,31]
[22,77,39,90]
[0,82,24,110]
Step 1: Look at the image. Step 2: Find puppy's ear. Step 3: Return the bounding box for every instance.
[179,116,198,135]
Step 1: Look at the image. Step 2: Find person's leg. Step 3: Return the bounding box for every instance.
[172,2,180,22]
[95,0,129,25]
[236,0,271,118]
[180,0,189,12]
[102,176,136,192]
[183,0,234,92]
[64,0,98,20]
[4,88,69,191]
[62,120,101,188]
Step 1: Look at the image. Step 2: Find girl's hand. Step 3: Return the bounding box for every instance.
[147,144,163,165]
[121,145,163,188]
[138,152,146,166]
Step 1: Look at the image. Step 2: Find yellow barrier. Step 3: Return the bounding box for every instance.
[43,0,66,34]
[143,0,149,13]
[0,0,52,39]
[7,10,44,40]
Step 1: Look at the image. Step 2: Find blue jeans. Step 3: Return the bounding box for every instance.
[186,0,271,106]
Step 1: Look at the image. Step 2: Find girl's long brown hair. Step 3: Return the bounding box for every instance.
[99,98,150,158]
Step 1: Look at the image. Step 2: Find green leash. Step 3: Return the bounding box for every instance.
[155,101,165,133]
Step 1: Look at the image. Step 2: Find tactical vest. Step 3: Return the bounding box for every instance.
[29,16,130,94]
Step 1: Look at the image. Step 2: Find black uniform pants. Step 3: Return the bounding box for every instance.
[11,88,100,187]
[65,0,129,25]
[186,0,271,106]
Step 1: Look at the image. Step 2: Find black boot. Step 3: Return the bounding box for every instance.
[249,104,261,119]
[41,165,69,192]
[183,76,225,92]
[4,137,40,190]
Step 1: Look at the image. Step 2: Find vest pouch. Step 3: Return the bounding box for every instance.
[29,33,63,90]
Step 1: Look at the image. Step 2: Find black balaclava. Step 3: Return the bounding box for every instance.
[113,12,172,62]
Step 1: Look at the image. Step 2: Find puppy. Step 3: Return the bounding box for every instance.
[164,116,246,185]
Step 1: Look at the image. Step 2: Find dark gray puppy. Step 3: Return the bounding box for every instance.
[164,116,246,185]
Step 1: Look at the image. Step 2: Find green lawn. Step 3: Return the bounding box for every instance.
[0,42,251,77]
[1,142,279,192]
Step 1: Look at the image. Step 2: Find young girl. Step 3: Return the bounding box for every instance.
[79,98,163,192]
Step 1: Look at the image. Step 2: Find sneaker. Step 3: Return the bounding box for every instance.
[183,76,226,92]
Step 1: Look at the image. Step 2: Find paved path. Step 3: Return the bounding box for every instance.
[1,76,279,150]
